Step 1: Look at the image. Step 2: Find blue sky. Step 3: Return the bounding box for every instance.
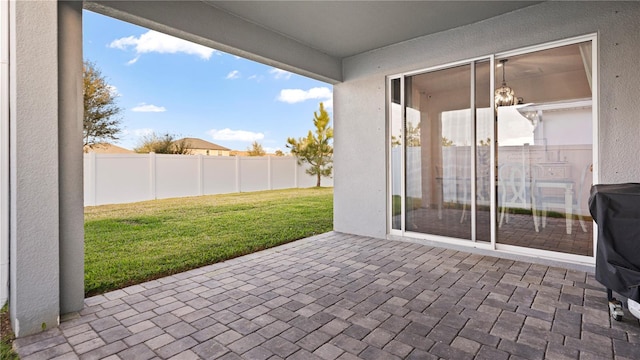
[83,10,333,153]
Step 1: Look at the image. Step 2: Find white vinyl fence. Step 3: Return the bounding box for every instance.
[84,153,333,206]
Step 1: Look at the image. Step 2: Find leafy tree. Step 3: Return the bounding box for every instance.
[172,138,193,155]
[83,61,122,148]
[286,102,333,187]
[134,132,191,154]
[274,150,285,157]
[442,137,454,147]
[247,141,266,156]
[392,121,420,147]
[406,121,421,147]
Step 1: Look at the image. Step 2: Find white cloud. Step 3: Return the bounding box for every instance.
[323,98,333,109]
[133,128,154,137]
[131,103,167,112]
[126,56,140,65]
[208,128,264,142]
[277,87,333,105]
[269,68,292,80]
[248,74,264,82]
[109,30,215,61]
[226,70,241,80]
[106,85,120,97]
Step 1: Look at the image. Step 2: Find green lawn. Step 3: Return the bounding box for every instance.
[85,187,333,296]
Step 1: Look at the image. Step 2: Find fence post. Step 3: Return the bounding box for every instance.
[198,154,204,196]
[86,152,97,206]
[294,157,299,188]
[150,152,156,200]
[235,155,241,193]
[267,156,272,190]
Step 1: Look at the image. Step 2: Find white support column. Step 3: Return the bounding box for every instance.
[9,0,61,337]
[58,0,84,315]
[0,0,9,308]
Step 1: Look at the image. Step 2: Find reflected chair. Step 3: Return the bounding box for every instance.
[498,162,540,231]
[535,163,592,233]
[459,163,491,223]
[437,164,471,223]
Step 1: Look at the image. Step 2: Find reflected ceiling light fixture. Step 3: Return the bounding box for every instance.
[495,59,517,107]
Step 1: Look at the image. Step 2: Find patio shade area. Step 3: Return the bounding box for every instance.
[13,233,640,359]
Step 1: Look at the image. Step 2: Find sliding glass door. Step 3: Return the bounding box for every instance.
[389,35,595,259]
[389,58,491,242]
[495,41,594,256]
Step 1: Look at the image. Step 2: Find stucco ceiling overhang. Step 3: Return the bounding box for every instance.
[206,1,542,59]
[85,1,542,83]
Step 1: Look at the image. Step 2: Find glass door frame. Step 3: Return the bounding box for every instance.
[387,55,496,250]
[387,33,598,264]
[493,34,598,264]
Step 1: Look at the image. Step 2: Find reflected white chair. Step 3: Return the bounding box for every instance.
[436,164,455,220]
[498,162,540,231]
[436,164,471,223]
[459,163,491,223]
[536,163,592,233]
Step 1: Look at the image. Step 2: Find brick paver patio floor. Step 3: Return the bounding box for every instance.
[13,232,640,359]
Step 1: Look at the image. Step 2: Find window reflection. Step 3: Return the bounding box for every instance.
[405,65,473,240]
[390,78,402,230]
[496,42,593,256]
[389,40,594,256]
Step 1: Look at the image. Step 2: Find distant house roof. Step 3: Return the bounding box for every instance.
[84,143,134,154]
[177,138,231,151]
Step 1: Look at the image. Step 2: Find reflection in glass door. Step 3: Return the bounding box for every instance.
[390,78,402,231]
[389,59,491,242]
[404,65,473,240]
[496,41,594,256]
[389,36,595,259]
[474,61,492,242]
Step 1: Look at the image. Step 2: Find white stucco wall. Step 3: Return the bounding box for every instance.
[333,78,388,238]
[9,0,61,336]
[0,0,9,308]
[5,0,84,337]
[58,0,85,316]
[334,1,640,238]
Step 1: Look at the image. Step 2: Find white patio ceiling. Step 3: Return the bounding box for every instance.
[86,1,542,82]
[206,1,542,58]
